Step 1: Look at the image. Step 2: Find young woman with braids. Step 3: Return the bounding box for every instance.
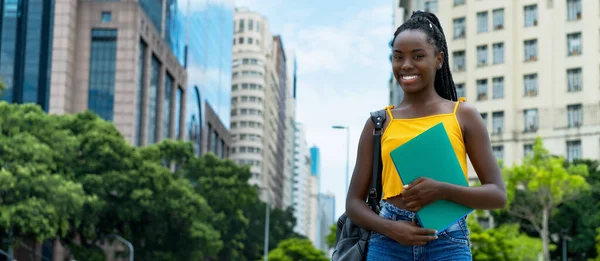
[345,11,507,260]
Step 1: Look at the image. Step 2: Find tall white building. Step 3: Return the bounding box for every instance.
[391,0,600,174]
[292,123,310,237]
[230,8,293,209]
[283,50,298,209]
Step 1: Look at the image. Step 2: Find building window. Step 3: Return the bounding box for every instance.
[101,11,112,23]
[453,50,466,72]
[524,108,539,132]
[147,55,161,145]
[248,38,253,44]
[524,74,538,97]
[481,112,488,129]
[88,29,118,122]
[492,111,504,134]
[135,40,147,146]
[477,45,488,67]
[238,19,244,32]
[477,79,488,101]
[567,68,582,92]
[456,83,465,98]
[566,140,582,162]
[524,4,538,27]
[238,37,244,44]
[493,8,504,30]
[477,11,488,33]
[212,131,218,154]
[567,32,582,56]
[175,86,182,140]
[524,39,538,61]
[567,0,582,21]
[454,0,465,5]
[424,1,438,12]
[453,17,466,39]
[567,104,583,127]
[492,42,504,64]
[524,144,533,157]
[163,73,173,139]
[248,19,254,31]
[139,0,163,33]
[492,77,504,99]
[492,145,504,161]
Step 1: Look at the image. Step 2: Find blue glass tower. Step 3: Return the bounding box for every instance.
[179,0,234,155]
[0,0,54,111]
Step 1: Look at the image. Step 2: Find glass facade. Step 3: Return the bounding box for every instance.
[139,0,162,33]
[88,29,118,121]
[147,55,161,144]
[179,0,234,154]
[175,86,182,139]
[0,0,54,110]
[163,72,173,139]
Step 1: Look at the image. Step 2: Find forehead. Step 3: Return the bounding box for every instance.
[393,29,433,50]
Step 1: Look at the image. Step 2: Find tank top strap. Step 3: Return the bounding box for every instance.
[385,105,395,120]
[453,97,466,114]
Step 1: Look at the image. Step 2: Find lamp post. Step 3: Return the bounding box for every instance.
[108,234,134,261]
[332,126,350,195]
[259,188,271,261]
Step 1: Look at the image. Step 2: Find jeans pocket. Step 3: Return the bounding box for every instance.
[438,218,469,246]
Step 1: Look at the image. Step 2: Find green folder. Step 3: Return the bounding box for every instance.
[389,122,473,233]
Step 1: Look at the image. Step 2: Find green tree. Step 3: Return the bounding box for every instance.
[326,224,337,249]
[503,137,589,261]
[468,217,543,261]
[594,228,600,261]
[266,238,329,261]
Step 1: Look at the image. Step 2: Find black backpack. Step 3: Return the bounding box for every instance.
[331,109,386,261]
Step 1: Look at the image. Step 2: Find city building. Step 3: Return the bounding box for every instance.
[292,122,310,237]
[317,192,336,253]
[0,0,188,146]
[179,0,234,158]
[283,50,298,209]
[307,146,320,246]
[390,0,600,176]
[230,8,293,209]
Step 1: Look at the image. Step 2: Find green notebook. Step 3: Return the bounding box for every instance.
[389,122,473,234]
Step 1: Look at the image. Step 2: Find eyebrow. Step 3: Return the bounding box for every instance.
[393,48,426,53]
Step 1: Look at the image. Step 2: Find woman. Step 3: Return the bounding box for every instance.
[345,11,507,260]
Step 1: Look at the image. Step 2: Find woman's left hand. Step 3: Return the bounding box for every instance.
[401,177,448,212]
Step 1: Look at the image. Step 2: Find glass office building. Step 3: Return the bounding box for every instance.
[179,0,234,155]
[0,0,55,111]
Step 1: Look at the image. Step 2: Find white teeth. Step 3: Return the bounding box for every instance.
[402,75,419,80]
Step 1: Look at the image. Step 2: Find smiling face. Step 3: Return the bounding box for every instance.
[391,29,444,95]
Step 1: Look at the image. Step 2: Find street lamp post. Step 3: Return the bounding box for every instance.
[258,188,271,261]
[332,126,350,195]
[108,234,134,261]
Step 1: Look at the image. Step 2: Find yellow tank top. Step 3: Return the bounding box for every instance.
[381,97,468,200]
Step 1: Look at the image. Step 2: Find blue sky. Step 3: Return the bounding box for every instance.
[234,0,394,219]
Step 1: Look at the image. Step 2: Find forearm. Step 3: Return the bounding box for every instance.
[441,183,507,210]
[346,198,394,236]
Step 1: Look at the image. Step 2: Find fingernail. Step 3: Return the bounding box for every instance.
[434,236,438,239]
[434,230,438,234]
[403,185,409,189]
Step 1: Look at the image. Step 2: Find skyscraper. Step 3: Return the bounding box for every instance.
[178,0,234,158]
[230,8,293,209]
[317,192,336,253]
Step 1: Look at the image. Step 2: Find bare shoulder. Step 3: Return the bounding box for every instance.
[455,101,485,134]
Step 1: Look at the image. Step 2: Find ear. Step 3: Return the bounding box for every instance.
[436,51,444,70]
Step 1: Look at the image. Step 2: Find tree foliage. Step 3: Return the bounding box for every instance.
[266,238,329,261]
[468,217,543,261]
[502,137,590,261]
[0,101,302,260]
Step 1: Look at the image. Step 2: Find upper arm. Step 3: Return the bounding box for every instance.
[347,117,376,203]
[456,102,505,190]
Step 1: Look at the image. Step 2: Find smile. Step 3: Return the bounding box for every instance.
[401,75,420,80]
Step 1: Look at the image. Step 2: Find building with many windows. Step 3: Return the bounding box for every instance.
[317,192,336,253]
[178,0,234,158]
[406,0,600,176]
[230,8,293,209]
[0,0,187,146]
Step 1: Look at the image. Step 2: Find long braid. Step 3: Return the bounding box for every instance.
[391,11,458,101]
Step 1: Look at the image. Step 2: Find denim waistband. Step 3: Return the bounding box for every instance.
[379,201,418,221]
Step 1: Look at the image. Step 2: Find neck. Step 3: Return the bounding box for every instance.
[399,85,442,107]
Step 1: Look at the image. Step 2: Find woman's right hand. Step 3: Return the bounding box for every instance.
[384,220,438,246]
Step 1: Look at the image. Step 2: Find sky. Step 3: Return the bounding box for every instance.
[233,0,394,219]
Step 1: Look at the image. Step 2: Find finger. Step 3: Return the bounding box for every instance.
[413,234,438,242]
[414,227,438,235]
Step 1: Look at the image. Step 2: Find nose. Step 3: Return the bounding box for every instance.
[401,59,414,71]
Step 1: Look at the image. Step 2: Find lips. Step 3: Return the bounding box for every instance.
[400,74,421,84]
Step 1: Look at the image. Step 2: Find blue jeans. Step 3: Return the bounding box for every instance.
[366,201,472,261]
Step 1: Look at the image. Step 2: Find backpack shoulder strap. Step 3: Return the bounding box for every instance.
[367,109,387,212]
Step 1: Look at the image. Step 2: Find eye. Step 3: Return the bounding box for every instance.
[393,55,403,60]
[413,54,425,59]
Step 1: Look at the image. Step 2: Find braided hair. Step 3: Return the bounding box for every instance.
[391,11,457,101]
